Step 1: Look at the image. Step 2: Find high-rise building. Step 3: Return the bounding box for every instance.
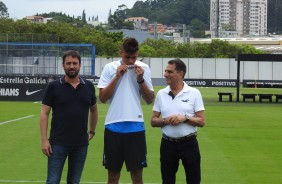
[210,0,267,38]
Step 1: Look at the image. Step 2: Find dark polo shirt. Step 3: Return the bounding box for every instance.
[42,76,96,146]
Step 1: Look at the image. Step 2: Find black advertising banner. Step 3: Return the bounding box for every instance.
[0,83,46,101]
[243,80,282,88]
[184,79,237,87]
[0,75,99,101]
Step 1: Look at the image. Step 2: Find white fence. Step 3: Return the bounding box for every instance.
[95,57,282,81]
[1,56,282,81]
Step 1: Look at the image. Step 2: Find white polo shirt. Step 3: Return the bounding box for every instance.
[98,60,154,125]
[153,82,205,138]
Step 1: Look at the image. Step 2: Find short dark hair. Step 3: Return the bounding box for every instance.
[121,37,139,53]
[62,50,81,64]
[168,59,186,78]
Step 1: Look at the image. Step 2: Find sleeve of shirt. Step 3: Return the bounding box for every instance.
[42,82,54,107]
[194,89,205,112]
[143,65,154,91]
[97,64,111,89]
[152,92,161,112]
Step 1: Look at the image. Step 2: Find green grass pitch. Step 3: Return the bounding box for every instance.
[0,86,282,183]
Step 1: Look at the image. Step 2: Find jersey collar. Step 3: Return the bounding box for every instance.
[164,81,191,94]
[59,76,85,85]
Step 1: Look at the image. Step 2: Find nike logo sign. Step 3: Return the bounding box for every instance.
[26,89,42,96]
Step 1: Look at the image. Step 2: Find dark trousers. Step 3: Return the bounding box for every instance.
[160,138,201,184]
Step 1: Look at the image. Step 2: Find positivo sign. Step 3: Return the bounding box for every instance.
[184,79,237,87]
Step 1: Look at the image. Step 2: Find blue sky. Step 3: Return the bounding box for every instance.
[2,0,142,23]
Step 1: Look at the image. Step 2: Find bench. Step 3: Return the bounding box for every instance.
[274,94,282,103]
[258,94,273,102]
[218,92,233,102]
[241,94,257,102]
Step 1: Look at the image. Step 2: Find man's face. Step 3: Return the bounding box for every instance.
[120,50,138,65]
[63,56,81,78]
[164,64,183,85]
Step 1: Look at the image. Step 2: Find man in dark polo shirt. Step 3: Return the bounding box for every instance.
[40,50,98,184]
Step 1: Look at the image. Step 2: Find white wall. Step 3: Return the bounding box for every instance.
[94,57,282,81]
[3,57,282,82]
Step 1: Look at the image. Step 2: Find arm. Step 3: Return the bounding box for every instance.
[138,82,155,104]
[88,104,98,140]
[151,111,166,127]
[164,111,206,127]
[135,65,154,104]
[99,65,127,103]
[99,76,119,103]
[40,104,52,157]
[187,110,205,127]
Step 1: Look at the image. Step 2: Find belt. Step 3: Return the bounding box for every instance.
[162,133,197,143]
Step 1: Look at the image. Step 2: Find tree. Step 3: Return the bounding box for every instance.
[175,43,194,57]
[127,1,151,18]
[140,38,177,57]
[107,9,112,23]
[139,45,156,57]
[189,19,207,38]
[122,21,134,30]
[0,1,9,18]
[38,12,88,28]
[0,18,124,56]
[107,14,123,29]
[207,40,263,58]
[82,9,86,22]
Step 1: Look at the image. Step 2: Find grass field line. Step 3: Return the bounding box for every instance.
[0,115,34,126]
[0,180,160,184]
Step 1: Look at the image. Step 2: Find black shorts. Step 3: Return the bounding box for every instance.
[103,128,147,172]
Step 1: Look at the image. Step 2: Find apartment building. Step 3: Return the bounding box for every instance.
[210,0,267,38]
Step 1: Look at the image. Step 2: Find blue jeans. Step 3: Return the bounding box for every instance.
[46,145,88,184]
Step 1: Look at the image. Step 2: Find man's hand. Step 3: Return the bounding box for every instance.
[165,114,186,126]
[41,139,52,157]
[134,65,144,81]
[88,131,95,141]
[116,64,128,79]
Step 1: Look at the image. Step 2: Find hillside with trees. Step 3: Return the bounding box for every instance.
[108,0,210,37]
[109,0,282,35]
[0,1,266,57]
[0,18,263,57]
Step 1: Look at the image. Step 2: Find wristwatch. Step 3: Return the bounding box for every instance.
[137,78,145,84]
[184,115,190,122]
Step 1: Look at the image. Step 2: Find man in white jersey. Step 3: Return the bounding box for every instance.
[97,37,154,184]
[151,59,205,184]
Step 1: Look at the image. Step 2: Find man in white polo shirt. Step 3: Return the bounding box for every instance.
[98,37,154,184]
[151,59,205,184]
